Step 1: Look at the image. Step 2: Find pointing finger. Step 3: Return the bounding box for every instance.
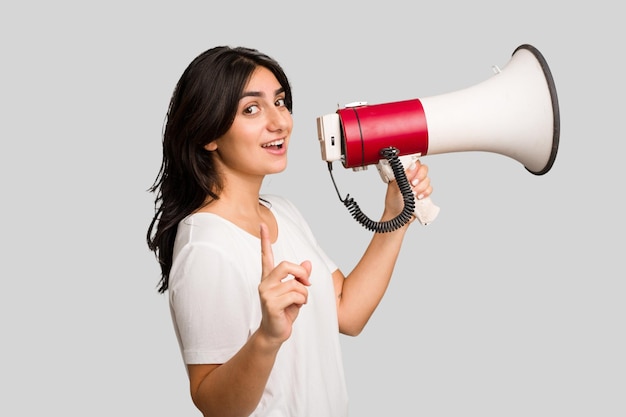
[260,222,275,280]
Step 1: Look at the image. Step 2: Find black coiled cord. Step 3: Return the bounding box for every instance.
[327,147,415,233]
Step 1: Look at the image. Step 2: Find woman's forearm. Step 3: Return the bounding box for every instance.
[337,219,409,336]
[188,329,281,417]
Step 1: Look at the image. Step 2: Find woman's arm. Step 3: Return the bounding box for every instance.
[187,329,280,417]
[334,161,432,336]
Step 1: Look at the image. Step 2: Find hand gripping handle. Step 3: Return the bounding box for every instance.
[376,153,440,225]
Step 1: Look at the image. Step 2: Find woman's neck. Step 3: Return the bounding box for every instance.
[195,180,277,240]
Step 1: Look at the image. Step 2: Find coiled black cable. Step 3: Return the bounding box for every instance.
[327,147,415,233]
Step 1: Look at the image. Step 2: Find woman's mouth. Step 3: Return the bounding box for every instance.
[261,139,285,149]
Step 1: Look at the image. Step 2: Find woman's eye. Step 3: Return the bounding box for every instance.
[275,98,286,107]
[243,105,260,115]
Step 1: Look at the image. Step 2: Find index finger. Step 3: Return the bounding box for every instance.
[260,222,275,279]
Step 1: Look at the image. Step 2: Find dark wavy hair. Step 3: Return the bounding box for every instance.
[147,46,293,293]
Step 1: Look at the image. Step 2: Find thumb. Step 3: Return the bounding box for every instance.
[294,260,313,286]
[260,223,275,280]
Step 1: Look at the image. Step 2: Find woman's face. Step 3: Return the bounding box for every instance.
[207,66,293,178]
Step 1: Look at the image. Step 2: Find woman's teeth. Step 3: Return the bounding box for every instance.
[262,139,284,149]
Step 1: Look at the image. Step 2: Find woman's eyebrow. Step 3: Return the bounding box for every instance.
[241,87,285,98]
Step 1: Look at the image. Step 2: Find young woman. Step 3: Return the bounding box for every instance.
[147,45,433,417]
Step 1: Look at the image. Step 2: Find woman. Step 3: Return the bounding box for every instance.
[147,45,433,417]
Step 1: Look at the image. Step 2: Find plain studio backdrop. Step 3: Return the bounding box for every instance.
[1,1,623,416]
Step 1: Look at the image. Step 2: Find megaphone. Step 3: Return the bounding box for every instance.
[316,44,559,232]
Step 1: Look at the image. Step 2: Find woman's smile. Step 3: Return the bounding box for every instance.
[261,139,286,154]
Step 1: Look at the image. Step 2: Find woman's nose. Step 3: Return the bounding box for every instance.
[267,107,291,131]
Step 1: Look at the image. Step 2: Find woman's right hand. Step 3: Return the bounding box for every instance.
[383,159,433,220]
[258,223,312,346]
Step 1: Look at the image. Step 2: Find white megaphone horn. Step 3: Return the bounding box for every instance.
[316,44,560,231]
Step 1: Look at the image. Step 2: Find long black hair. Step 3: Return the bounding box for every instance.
[147,46,293,293]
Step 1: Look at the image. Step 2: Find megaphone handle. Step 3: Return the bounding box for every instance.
[376,153,440,225]
[413,195,440,225]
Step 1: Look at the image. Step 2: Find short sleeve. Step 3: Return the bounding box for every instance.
[169,242,257,364]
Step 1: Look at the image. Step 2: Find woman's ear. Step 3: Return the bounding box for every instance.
[204,141,218,152]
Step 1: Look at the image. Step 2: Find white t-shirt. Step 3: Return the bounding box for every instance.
[168,194,349,416]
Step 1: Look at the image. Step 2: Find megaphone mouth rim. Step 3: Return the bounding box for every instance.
[515,44,560,176]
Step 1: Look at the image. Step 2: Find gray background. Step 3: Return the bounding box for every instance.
[2,1,624,416]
